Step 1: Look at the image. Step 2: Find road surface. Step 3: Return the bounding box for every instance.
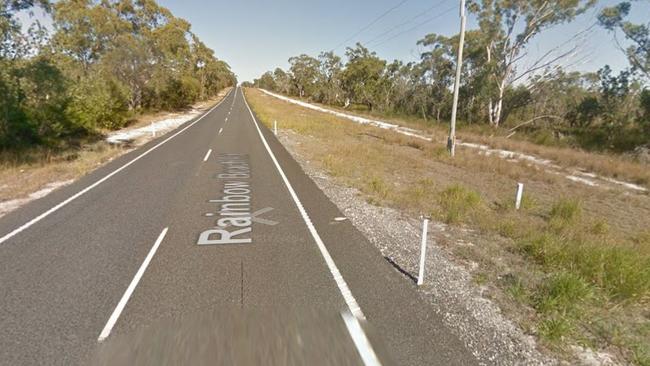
[0,87,478,365]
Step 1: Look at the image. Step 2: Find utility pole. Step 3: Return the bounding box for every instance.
[448,0,467,157]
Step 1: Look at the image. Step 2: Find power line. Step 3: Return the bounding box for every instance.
[331,0,410,51]
[368,4,457,48]
[363,0,449,46]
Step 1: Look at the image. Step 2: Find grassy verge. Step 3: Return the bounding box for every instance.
[0,89,231,209]
[245,88,650,365]
[282,94,650,188]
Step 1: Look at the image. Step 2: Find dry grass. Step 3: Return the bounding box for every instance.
[245,88,650,365]
[287,95,650,188]
[0,89,231,209]
[0,143,119,201]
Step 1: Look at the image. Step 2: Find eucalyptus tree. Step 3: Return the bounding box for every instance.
[273,67,292,94]
[416,33,456,121]
[599,1,650,79]
[1,0,50,58]
[468,0,597,127]
[315,51,343,105]
[52,0,129,74]
[288,54,320,98]
[341,43,386,111]
[255,71,276,90]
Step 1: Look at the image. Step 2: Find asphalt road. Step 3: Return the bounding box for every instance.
[0,87,479,365]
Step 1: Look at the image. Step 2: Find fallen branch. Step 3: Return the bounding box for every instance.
[507,115,563,134]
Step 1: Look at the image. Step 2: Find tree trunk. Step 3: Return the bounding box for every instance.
[492,80,506,127]
[486,44,494,126]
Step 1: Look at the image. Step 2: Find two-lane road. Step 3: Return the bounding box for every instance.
[0,87,478,365]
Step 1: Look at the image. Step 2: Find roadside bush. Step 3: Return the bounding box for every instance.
[437,184,481,224]
[0,58,82,148]
[66,76,130,130]
[363,176,392,200]
[0,64,32,147]
[519,201,650,302]
[534,272,593,315]
[158,76,201,110]
[549,198,582,228]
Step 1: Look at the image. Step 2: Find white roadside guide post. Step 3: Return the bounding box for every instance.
[151,122,156,137]
[515,183,524,210]
[417,216,430,286]
[274,120,278,135]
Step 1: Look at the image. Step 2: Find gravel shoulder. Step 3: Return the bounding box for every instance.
[276,128,557,365]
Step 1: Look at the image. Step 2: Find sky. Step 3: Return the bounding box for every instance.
[21,0,648,82]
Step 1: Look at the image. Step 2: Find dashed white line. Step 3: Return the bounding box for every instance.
[241,88,366,320]
[0,89,232,246]
[218,128,223,135]
[342,312,382,366]
[203,149,212,162]
[98,227,168,342]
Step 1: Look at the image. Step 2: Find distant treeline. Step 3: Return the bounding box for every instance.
[252,1,649,153]
[1,0,236,149]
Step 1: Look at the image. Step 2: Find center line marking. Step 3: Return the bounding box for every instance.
[98,227,168,342]
[203,149,212,162]
[218,128,223,135]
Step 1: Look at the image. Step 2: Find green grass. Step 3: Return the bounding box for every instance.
[520,232,650,301]
[539,316,573,342]
[436,184,482,224]
[534,272,593,315]
[549,198,582,229]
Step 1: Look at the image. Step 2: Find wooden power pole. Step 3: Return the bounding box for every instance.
[448,0,467,157]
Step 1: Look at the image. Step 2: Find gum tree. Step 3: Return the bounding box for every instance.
[469,0,596,127]
[599,1,650,79]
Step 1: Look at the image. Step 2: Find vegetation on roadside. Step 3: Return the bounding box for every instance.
[1,0,236,152]
[250,0,649,156]
[0,93,228,205]
[245,87,650,365]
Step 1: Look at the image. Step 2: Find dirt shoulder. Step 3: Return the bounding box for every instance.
[0,88,231,217]
[245,88,649,366]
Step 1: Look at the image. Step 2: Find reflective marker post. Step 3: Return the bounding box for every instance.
[274,120,278,135]
[417,217,429,286]
[515,183,524,210]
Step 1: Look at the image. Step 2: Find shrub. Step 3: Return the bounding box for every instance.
[539,316,572,342]
[549,198,582,228]
[67,76,130,130]
[364,176,391,199]
[535,272,592,314]
[437,184,481,224]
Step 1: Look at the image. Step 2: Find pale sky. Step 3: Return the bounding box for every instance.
[21,0,649,82]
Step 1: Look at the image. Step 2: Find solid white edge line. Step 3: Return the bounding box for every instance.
[342,312,383,366]
[203,149,212,162]
[97,227,168,342]
[240,87,366,320]
[0,89,232,246]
